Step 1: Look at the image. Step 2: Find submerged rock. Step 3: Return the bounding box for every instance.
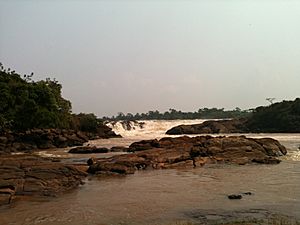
[228,194,242,200]
[87,135,286,175]
[0,155,87,206]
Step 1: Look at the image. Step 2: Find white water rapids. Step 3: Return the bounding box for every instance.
[1,119,300,225]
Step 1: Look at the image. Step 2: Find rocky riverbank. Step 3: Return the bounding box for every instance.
[87,135,286,175]
[0,123,121,206]
[0,126,120,154]
[0,154,87,206]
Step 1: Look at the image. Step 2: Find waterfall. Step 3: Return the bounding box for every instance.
[105,119,206,138]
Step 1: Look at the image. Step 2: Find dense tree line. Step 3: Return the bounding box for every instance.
[103,107,252,121]
[246,98,300,132]
[0,63,102,133]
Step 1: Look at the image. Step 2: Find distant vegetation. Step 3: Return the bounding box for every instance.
[166,98,300,134]
[103,108,252,121]
[247,98,300,132]
[0,63,102,133]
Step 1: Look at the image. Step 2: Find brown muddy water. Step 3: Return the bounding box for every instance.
[1,120,300,225]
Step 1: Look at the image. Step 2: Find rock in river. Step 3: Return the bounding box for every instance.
[87,135,286,175]
[228,194,243,200]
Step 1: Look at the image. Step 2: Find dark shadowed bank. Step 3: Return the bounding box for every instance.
[166,98,300,135]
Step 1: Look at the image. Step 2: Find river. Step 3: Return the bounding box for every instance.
[1,120,300,225]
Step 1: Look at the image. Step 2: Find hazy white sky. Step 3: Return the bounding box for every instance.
[1,0,299,116]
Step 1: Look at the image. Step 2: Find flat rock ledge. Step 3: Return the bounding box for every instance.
[87,135,287,175]
[0,155,87,206]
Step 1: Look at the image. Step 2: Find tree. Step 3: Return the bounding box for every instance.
[0,63,72,131]
[266,98,276,104]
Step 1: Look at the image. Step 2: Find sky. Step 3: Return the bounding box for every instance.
[1,0,300,117]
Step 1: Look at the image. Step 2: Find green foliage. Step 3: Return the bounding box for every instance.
[246,98,300,132]
[0,63,106,133]
[0,63,72,132]
[104,108,251,121]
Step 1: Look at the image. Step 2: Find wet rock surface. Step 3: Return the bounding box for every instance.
[0,155,87,206]
[88,135,286,175]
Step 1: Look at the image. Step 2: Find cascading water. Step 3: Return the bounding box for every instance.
[105,119,207,138]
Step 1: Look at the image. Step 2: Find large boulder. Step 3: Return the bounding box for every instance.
[166,119,247,135]
[0,155,87,205]
[88,136,287,175]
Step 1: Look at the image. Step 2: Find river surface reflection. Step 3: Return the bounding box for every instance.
[1,160,300,225]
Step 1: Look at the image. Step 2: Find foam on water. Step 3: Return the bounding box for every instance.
[288,150,300,161]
